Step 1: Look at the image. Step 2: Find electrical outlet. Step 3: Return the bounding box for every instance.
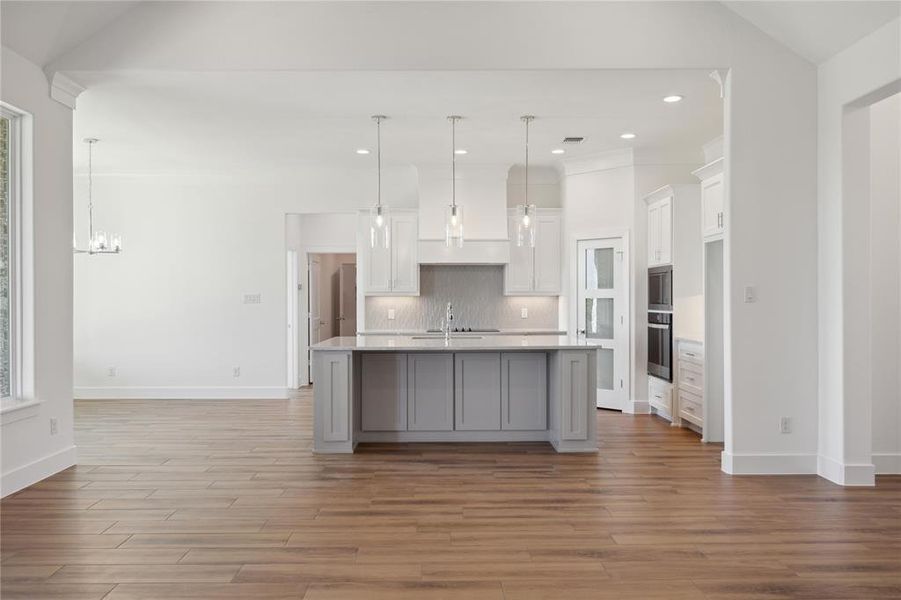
[388,308,396,320]
[49,418,58,435]
[233,366,241,378]
[780,416,792,434]
[107,366,118,377]
[521,307,528,319]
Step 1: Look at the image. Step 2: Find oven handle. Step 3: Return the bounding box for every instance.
[648,324,670,330]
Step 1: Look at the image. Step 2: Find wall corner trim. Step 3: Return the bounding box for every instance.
[721,451,818,475]
[1,445,77,498]
[817,455,877,486]
[47,71,85,109]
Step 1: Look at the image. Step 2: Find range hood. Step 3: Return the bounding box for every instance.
[418,239,510,265]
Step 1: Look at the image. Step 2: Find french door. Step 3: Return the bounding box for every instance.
[577,237,629,410]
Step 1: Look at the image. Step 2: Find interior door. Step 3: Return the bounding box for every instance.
[577,238,628,410]
[308,257,321,384]
[338,263,357,336]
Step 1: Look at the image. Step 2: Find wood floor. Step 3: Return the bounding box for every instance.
[2,393,900,600]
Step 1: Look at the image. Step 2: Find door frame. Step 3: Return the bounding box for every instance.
[286,250,299,389]
[570,229,631,411]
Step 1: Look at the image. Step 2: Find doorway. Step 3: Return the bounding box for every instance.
[576,237,630,410]
[306,253,356,385]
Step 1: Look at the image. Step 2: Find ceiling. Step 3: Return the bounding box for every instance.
[723,1,900,64]
[72,69,723,175]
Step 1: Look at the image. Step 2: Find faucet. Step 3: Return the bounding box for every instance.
[443,303,454,342]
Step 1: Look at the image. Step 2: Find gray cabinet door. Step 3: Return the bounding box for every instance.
[559,351,589,440]
[455,353,501,431]
[407,354,454,431]
[361,353,407,431]
[501,353,547,430]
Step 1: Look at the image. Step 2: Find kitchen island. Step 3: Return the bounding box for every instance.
[311,335,597,454]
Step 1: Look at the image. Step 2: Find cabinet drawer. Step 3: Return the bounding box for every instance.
[677,344,704,365]
[678,363,703,395]
[648,377,672,414]
[678,389,703,427]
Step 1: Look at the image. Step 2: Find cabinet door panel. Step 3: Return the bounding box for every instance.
[533,216,561,294]
[647,203,660,267]
[315,352,351,442]
[505,216,534,293]
[701,174,724,238]
[455,353,501,431]
[361,353,407,431]
[560,352,588,441]
[407,354,454,431]
[659,197,673,265]
[501,353,547,430]
[391,214,418,293]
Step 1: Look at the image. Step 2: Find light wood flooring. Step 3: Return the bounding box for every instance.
[2,392,900,599]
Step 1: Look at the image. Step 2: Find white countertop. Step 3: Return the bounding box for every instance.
[358,329,566,336]
[312,335,599,352]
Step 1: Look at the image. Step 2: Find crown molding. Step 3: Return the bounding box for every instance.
[47,72,85,110]
[562,149,634,176]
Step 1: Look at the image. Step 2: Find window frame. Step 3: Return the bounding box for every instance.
[0,101,36,421]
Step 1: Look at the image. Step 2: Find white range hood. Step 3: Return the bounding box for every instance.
[415,164,511,265]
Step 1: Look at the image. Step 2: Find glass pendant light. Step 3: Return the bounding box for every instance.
[516,115,537,248]
[369,115,390,249]
[445,115,464,248]
[73,138,123,255]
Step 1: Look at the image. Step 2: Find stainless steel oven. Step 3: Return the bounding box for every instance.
[648,265,673,312]
[647,311,672,381]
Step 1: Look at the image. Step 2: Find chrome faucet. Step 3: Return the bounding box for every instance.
[443,302,454,342]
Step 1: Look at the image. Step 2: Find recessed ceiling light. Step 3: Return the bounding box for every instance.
[620,132,637,140]
[356,148,370,155]
[663,95,684,103]
[454,149,467,155]
[551,149,565,155]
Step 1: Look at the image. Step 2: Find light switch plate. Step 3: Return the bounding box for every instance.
[243,293,261,304]
[743,286,757,303]
[388,308,396,320]
[521,307,528,319]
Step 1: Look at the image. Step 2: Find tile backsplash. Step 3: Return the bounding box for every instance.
[365,265,560,331]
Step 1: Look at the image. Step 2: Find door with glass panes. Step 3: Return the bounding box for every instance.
[577,238,629,410]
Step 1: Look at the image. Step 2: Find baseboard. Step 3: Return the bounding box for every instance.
[625,401,650,415]
[817,454,876,486]
[1,445,77,498]
[75,386,289,400]
[721,451,817,475]
[872,453,901,475]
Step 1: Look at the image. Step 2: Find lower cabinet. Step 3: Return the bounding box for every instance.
[361,353,407,432]
[407,353,454,431]
[648,375,673,416]
[501,353,547,430]
[455,353,502,430]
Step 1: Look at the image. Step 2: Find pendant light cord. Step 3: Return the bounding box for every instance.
[87,139,95,242]
[376,116,382,208]
[521,115,534,209]
[451,117,457,208]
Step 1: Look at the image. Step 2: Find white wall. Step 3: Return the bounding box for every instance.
[1,47,75,496]
[417,164,508,240]
[817,18,900,485]
[869,93,901,474]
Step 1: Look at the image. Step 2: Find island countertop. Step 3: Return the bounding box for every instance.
[311,334,599,352]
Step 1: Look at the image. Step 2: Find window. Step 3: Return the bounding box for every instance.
[0,102,33,414]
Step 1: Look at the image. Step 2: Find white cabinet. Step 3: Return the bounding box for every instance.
[648,375,673,417]
[647,194,673,267]
[693,158,725,241]
[675,339,704,430]
[504,209,562,295]
[407,353,454,431]
[454,353,501,431]
[358,210,419,295]
[361,353,407,432]
[501,353,547,430]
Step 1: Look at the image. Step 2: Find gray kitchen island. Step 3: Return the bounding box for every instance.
[310,335,598,454]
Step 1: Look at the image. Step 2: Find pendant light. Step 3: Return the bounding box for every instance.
[369,115,390,249]
[516,115,537,248]
[445,115,464,248]
[73,138,122,255]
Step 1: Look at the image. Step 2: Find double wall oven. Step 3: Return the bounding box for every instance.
[647,266,673,381]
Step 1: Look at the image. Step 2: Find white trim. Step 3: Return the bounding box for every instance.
[1,445,77,498]
[0,398,40,425]
[75,387,288,400]
[47,72,85,110]
[562,149,633,176]
[358,430,549,443]
[873,453,901,475]
[817,454,876,486]
[721,451,818,475]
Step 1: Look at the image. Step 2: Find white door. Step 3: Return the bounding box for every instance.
[308,257,321,384]
[577,238,629,410]
[286,251,298,389]
[338,263,356,336]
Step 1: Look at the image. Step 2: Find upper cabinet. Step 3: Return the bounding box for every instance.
[504,209,562,295]
[358,209,419,295]
[692,158,725,241]
[647,193,673,267]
